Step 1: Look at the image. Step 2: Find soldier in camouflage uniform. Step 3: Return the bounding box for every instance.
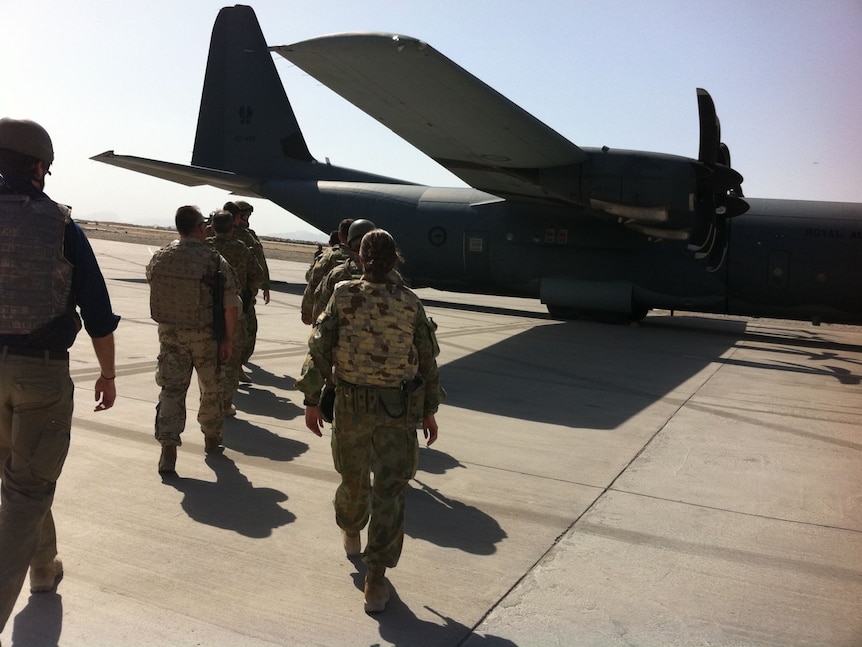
[207,210,265,416]
[146,206,242,474]
[296,229,444,614]
[311,218,378,323]
[300,218,353,325]
[225,201,270,376]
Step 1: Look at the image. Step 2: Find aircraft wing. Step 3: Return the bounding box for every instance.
[273,35,587,201]
[90,151,261,195]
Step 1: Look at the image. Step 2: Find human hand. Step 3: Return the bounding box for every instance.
[422,414,438,446]
[94,375,116,411]
[305,405,324,436]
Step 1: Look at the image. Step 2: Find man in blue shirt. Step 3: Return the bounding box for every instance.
[0,118,121,633]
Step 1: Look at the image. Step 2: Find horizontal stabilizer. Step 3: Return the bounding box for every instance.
[90,151,260,195]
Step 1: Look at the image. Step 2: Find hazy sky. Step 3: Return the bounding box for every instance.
[3,0,861,237]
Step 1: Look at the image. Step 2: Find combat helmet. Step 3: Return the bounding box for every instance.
[346,219,376,247]
[0,118,54,163]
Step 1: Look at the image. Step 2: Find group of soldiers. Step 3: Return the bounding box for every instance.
[146,208,447,614]
[301,217,380,325]
[145,201,270,473]
[0,115,443,625]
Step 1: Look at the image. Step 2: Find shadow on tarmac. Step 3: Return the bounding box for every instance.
[233,385,301,420]
[405,479,506,555]
[10,593,62,647]
[223,418,309,461]
[441,316,862,428]
[372,586,520,647]
[161,455,296,537]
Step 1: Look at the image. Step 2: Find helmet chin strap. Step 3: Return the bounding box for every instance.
[32,161,49,190]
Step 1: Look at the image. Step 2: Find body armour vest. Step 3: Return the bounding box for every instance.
[332,280,420,387]
[0,194,73,334]
[147,241,219,327]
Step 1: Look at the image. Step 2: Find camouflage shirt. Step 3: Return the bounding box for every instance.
[234,225,270,289]
[208,234,265,296]
[296,279,444,415]
[301,243,348,322]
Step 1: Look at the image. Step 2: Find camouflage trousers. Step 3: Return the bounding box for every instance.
[222,315,247,408]
[155,325,225,446]
[331,385,419,569]
[241,301,257,366]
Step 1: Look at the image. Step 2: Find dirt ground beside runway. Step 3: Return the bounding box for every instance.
[79,220,319,264]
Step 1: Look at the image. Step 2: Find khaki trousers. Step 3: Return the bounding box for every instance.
[0,353,73,632]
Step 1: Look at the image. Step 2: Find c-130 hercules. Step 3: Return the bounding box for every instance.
[93,5,862,325]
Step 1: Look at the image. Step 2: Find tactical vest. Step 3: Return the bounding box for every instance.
[148,241,219,327]
[0,194,73,334]
[332,280,420,387]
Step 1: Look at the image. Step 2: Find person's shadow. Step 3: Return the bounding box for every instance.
[341,560,518,645]
[162,455,296,537]
[370,580,520,646]
[223,418,309,462]
[10,592,62,647]
[405,479,507,555]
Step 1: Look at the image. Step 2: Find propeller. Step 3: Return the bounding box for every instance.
[688,89,749,269]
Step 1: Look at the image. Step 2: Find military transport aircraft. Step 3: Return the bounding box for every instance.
[92,5,862,324]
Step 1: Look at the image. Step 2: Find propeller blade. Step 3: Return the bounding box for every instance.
[697,88,720,164]
[718,142,731,167]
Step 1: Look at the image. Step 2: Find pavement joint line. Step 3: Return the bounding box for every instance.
[602,487,862,535]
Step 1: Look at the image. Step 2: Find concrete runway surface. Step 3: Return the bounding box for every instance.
[2,238,861,647]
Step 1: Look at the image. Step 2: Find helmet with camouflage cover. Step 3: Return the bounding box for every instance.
[235,200,253,215]
[0,118,54,163]
[346,219,376,247]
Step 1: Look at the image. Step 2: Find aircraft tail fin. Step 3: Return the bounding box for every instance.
[192,5,314,176]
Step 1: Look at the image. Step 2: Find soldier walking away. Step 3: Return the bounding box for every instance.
[312,219,391,323]
[146,205,242,474]
[296,229,445,614]
[207,209,265,416]
[224,201,269,382]
[301,218,353,325]
[0,118,120,632]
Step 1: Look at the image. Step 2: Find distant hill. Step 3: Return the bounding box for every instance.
[272,230,329,244]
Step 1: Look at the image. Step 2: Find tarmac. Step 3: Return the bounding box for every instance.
[2,237,861,647]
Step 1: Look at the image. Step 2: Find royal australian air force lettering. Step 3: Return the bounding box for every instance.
[805,227,862,240]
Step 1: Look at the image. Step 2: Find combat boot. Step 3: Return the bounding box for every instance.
[364,566,389,613]
[158,445,177,473]
[342,529,361,557]
[30,558,63,593]
[204,436,224,454]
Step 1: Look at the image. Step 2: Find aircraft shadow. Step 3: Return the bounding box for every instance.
[441,316,861,428]
[161,454,296,537]
[421,296,548,320]
[10,593,63,647]
[646,313,862,353]
[646,315,862,384]
[440,319,737,428]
